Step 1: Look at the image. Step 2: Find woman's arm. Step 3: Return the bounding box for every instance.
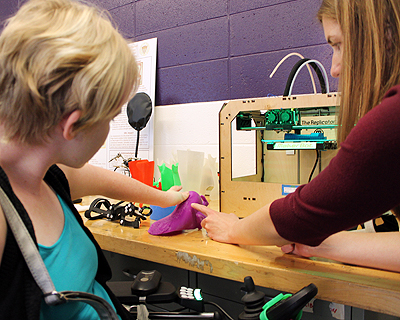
[192,203,289,246]
[281,231,400,272]
[193,202,400,272]
[58,163,189,208]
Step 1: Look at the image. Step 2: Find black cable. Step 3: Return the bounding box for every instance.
[145,305,187,313]
[261,130,265,182]
[135,131,140,158]
[283,58,327,96]
[204,301,235,320]
[308,150,321,183]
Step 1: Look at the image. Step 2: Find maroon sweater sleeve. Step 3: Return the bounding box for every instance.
[270,85,400,246]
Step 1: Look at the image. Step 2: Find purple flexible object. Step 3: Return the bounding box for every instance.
[148,191,208,236]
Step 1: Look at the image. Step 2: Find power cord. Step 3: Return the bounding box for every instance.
[204,301,235,320]
[308,149,321,183]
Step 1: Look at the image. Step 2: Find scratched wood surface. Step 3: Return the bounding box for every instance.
[80,208,400,317]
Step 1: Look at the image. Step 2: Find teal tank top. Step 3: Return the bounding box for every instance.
[39,195,120,320]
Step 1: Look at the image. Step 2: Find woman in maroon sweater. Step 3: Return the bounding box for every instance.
[193,0,400,273]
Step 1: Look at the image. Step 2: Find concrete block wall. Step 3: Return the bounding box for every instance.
[0,0,338,174]
[106,0,338,106]
[0,0,337,106]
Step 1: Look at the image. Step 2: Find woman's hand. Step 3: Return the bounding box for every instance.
[192,202,288,246]
[280,243,315,257]
[191,203,239,243]
[163,185,189,207]
[280,234,337,258]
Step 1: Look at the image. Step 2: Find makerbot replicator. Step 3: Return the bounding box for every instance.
[219,58,340,216]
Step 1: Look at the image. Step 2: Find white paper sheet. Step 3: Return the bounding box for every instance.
[89,38,157,172]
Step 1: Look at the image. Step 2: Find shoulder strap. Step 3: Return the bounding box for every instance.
[0,186,119,320]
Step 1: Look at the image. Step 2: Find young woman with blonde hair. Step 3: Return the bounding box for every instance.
[193,0,400,273]
[0,1,188,319]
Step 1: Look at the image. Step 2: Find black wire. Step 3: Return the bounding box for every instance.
[308,150,321,183]
[147,305,186,313]
[261,130,265,182]
[204,301,235,320]
[135,131,140,158]
[283,59,327,96]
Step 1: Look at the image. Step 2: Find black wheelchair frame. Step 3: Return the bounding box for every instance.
[108,270,318,320]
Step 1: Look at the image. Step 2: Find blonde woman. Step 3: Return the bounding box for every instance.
[0,1,187,319]
[194,0,400,273]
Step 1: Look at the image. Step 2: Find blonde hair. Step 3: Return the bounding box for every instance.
[0,0,138,144]
[318,0,400,143]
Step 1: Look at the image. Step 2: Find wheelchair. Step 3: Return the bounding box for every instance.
[108,270,318,320]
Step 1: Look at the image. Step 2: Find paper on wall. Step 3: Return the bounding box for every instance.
[89,38,157,172]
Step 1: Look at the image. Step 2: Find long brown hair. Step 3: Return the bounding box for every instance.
[318,0,400,220]
[318,0,400,143]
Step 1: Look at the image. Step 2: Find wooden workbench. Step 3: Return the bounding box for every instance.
[81,208,400,317]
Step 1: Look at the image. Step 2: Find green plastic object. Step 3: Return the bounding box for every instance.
[153,180,162,189]
[158,164,174,191]
[172,163,181,186]
[259,293,303,320]
[158,163,182,191]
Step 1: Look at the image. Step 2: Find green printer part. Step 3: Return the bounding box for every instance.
[235,107,338,151]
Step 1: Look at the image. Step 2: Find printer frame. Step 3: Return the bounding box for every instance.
[219,93,340,217]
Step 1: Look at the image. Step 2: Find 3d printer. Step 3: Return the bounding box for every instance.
[219,58,340,217]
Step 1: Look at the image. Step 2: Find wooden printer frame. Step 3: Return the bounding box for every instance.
[219,93,340,217]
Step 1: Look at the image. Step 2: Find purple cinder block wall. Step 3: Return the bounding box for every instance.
[0,0,337,106]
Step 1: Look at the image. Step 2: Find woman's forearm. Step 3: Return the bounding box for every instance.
[231,203,290,246]
[59,163,188,207]
[305,231,400,272]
